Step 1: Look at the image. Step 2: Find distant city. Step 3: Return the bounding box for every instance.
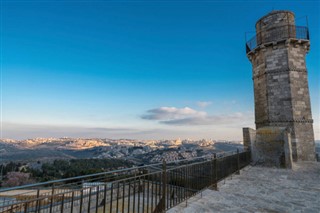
[0,138,245,164]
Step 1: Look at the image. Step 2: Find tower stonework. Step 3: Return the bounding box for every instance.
[245,10,316,163]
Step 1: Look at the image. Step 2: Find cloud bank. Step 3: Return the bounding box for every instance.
[1,122,179,140]
[141,107,206,120]
[141,106,252,126]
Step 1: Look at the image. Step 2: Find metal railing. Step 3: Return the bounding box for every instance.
[0,150,251,213]
[246,25,309,53]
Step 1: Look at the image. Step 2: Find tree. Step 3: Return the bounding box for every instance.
[1,172,34,187]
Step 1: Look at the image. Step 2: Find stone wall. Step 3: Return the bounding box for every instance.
[255,11,295,44]
[242,128,256,150]
[250,127,292,168]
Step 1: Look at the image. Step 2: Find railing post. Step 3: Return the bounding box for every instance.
[79,190,84,213]
[102,183,107,213]
[60,194,65,213]
[88,187,92,213]
[49,184,55,213]
[185,165,188,207]
[161,160,167,212]
[211,156,214,186]
[70,191,74,213]
[96,185,100,213]
[236,149,240,175]
[24,201,28,213]
[109,183,113,213]
[35,189,40,213]
[212,153,218,191]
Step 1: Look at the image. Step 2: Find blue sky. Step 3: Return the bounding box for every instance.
[1,0,319,140]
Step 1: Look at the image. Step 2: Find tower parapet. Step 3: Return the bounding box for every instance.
[246,10,309,54]
[244,10,315,165]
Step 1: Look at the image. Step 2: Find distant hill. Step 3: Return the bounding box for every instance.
[0,138,243,163]
[0,138,109,162]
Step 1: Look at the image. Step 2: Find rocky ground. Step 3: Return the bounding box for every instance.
[168,162,320,213]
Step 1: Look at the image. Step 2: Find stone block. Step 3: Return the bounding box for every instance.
[242,128,256,150]
[251,127,292,168]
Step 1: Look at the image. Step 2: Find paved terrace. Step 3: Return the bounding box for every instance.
[168,162,320,213]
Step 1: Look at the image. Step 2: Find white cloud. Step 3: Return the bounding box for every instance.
[141,107,207,120]
[196,101,212,108]
[161,112,251,126]
[142,107,253,126]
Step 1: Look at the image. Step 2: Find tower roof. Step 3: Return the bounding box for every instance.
[255,10,295,26]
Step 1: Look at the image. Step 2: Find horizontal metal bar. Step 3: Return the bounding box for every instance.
[245,25,309,53]
[0,151,251,213]
[0,164,156,192]
[0,151,240,193]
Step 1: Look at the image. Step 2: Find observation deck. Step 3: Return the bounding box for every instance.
[169,162,320,212]
[246,24,309,54]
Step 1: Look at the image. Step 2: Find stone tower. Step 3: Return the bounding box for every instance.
[245,10,315,162]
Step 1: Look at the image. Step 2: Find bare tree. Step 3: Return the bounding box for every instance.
[2,172,34,187]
